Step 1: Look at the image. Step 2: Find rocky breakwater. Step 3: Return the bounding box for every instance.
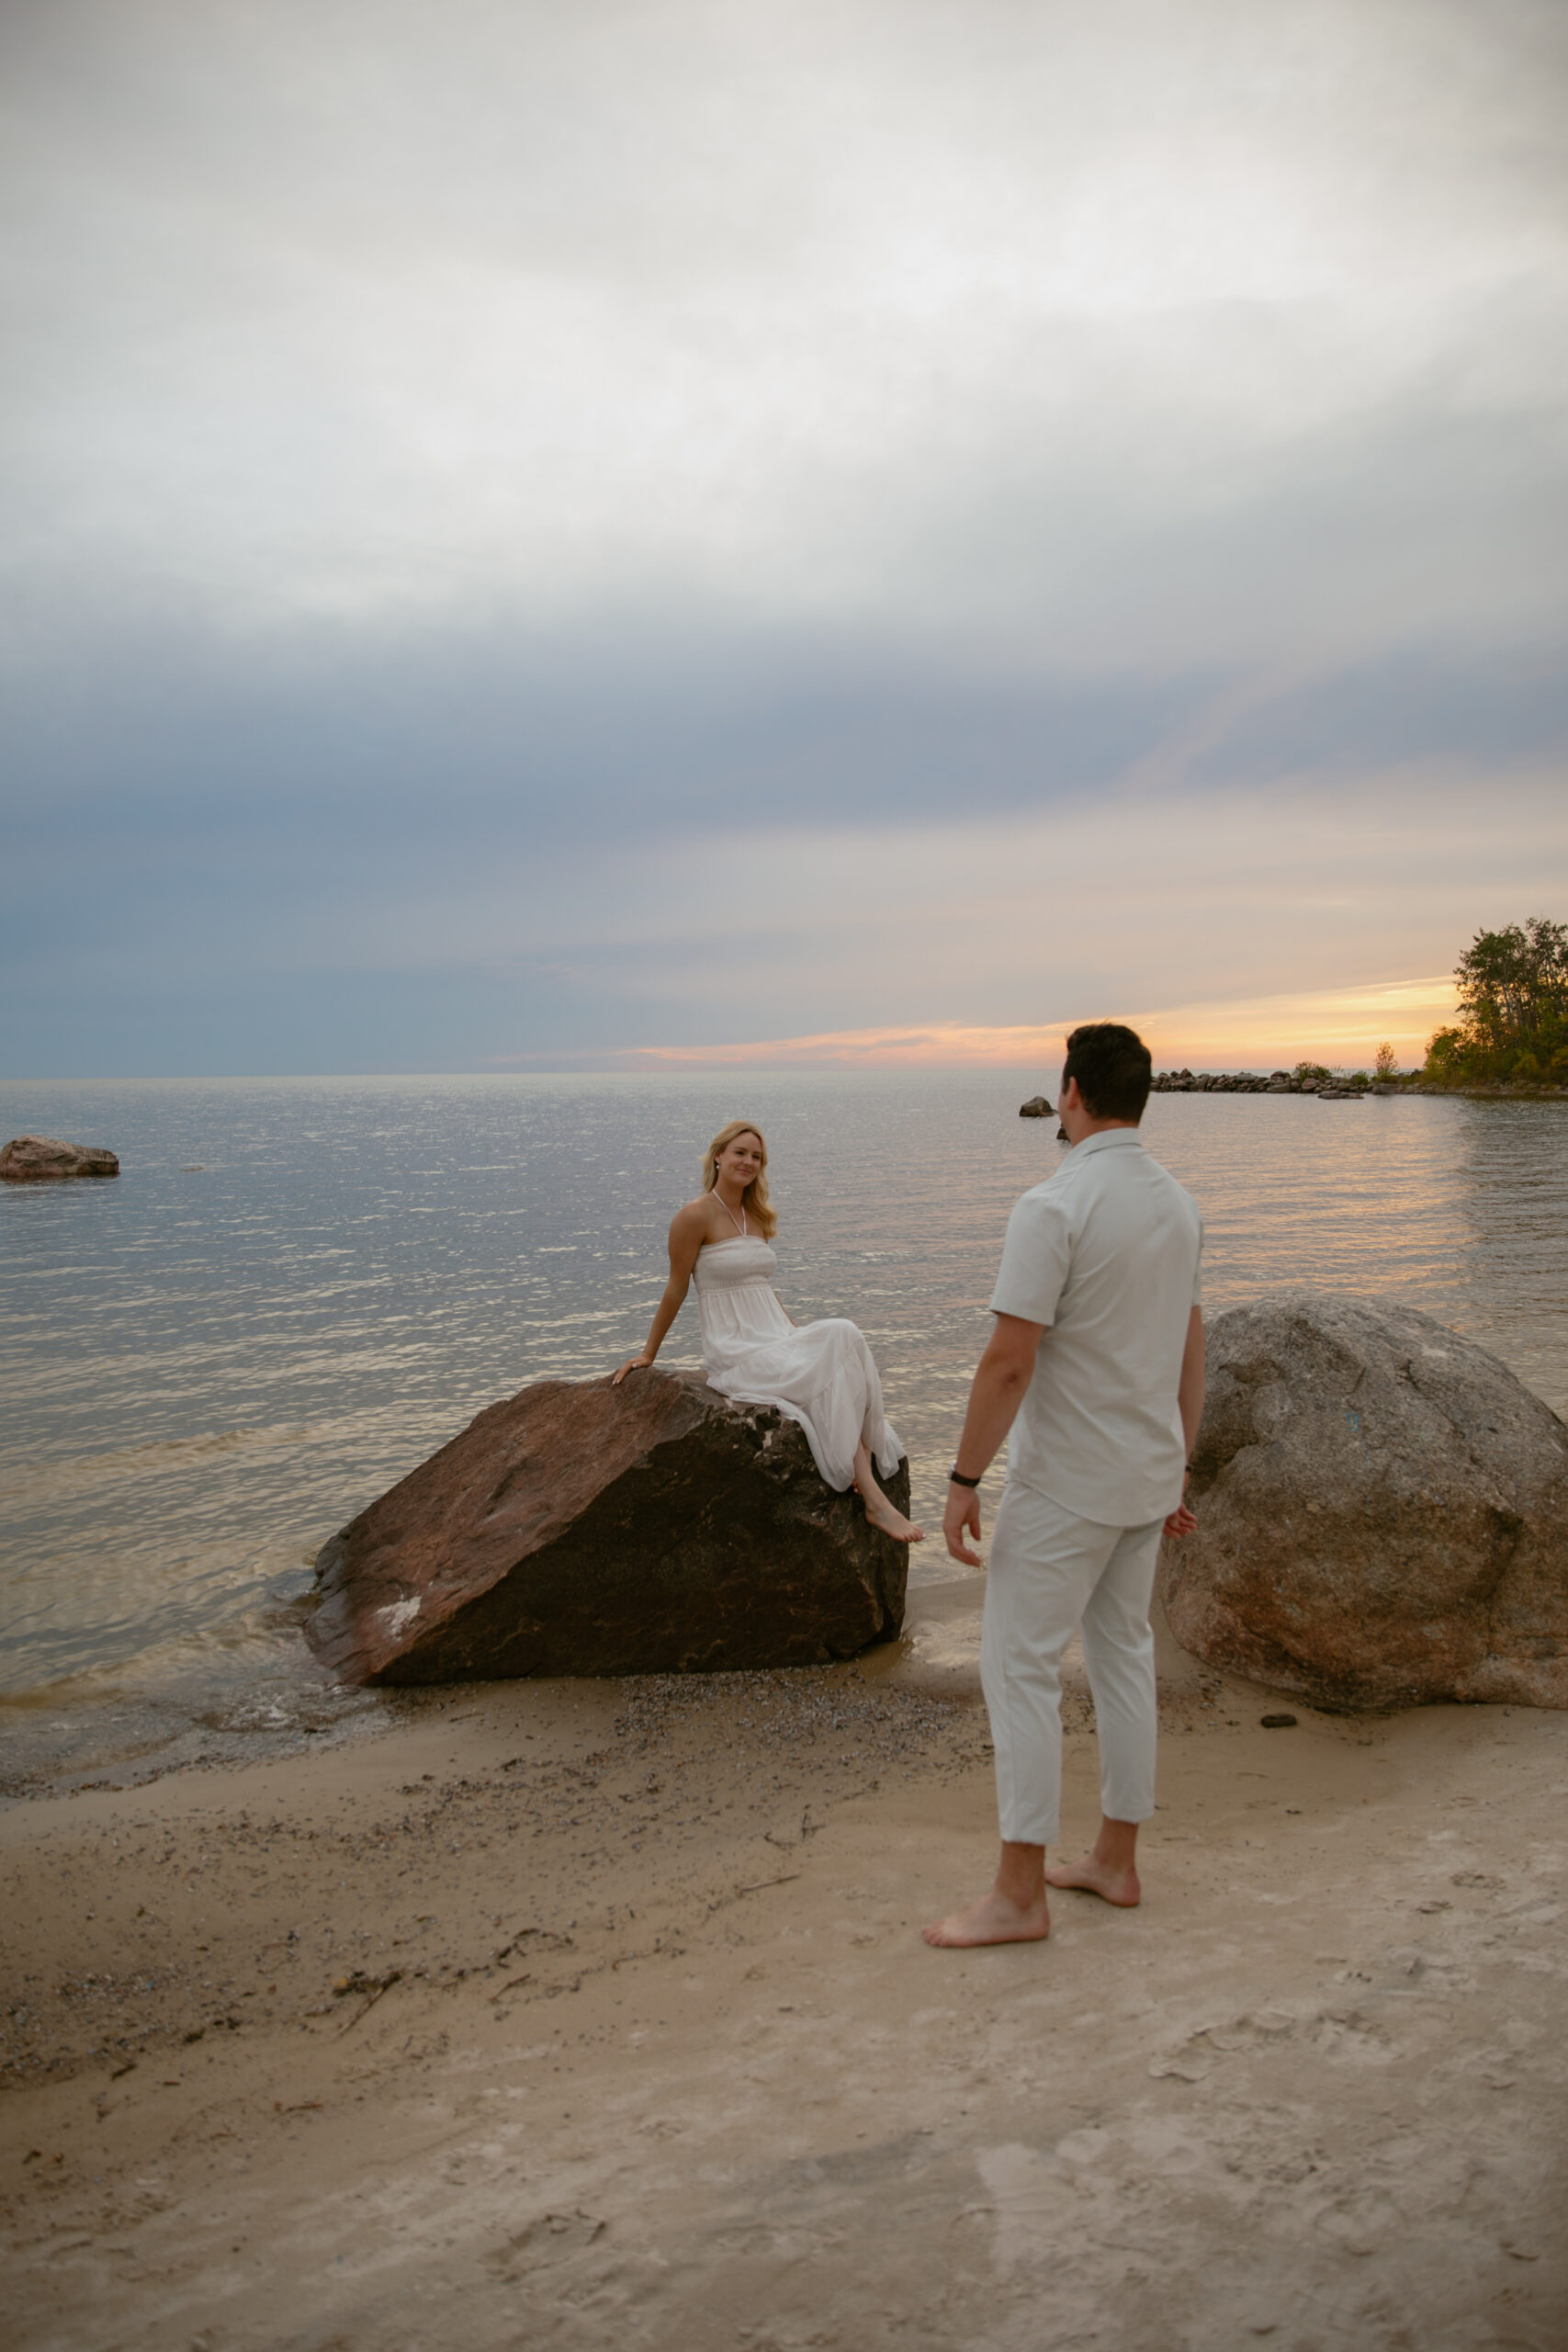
[1161,1293,1568,1710]
[1,1134,119,1181]
[307,1369,912,1685]
[1149,1070,1364,1093]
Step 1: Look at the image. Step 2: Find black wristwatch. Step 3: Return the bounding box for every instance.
[948,1465,982,1488]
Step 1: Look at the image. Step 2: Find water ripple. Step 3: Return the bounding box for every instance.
[1,1073,1564,1713]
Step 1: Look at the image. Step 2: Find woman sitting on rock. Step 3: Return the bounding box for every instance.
[613,1119,923,1544]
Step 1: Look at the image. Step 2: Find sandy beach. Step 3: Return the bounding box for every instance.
[3,1581,1564,2352]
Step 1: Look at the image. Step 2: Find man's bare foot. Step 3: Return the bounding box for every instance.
[857,1484,924,1544]
[922,1887,1050,1948]
[1044,1851,1141,1906]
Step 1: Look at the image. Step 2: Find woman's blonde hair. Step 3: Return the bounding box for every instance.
[701,1119,777,1239]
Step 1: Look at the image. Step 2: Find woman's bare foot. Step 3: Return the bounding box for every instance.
[1044,1850,1141,1906]
[857,1482,924,1544]
[922,1886,1050,1947]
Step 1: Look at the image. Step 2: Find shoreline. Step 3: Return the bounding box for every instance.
[4,1585,1564,2348]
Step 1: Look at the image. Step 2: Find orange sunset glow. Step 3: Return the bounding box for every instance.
[628,975,1460,1073]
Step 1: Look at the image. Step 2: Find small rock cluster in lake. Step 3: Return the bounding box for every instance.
[1149,1070,1372,1094]
[1023,1075,1388,1110]
[308,1369,913,1685]
[0,1135,119,1182]
[1162,1291,1568,1711]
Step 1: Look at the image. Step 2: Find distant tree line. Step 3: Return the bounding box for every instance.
[1423,916,1568,1087]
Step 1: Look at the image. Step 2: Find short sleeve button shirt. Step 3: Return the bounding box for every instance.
[988,1129,1203,1525]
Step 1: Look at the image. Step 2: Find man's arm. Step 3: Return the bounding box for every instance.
[1164,1306,1206,1538]
[943,1312,1043,1566]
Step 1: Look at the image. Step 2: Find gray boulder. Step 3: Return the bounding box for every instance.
[1162,1293,1568,1710]
[306,1370,911,1686]
[1019,1096,1055,1118]
[1,1135,118,1182]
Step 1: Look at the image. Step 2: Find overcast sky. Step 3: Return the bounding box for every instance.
[4,0,1565,1076]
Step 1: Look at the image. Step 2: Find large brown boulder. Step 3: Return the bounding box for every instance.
[306,1370,911,1685]
[1161,1293,1568,1710]
[0,1135,118,1182]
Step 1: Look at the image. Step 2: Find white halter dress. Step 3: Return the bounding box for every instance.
[690,1237,904,1494]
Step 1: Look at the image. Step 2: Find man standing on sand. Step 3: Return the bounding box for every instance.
[924,1022,1205,1950]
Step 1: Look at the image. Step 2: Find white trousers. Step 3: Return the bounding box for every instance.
[980,1480,1164,1849]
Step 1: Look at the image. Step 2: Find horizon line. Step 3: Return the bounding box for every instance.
[0,975,1462,1083]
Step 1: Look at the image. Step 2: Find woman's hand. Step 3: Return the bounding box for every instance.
[612,1353,656,1386]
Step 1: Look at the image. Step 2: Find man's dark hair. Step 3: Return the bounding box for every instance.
[1062,1022,1152,1122]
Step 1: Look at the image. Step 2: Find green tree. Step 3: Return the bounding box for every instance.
[1455,916,1568,1048]
[1423,916,1568,1083]
[1373,1042,1397,1080]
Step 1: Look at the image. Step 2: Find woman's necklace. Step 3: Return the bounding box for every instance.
[718,1190,748,1238]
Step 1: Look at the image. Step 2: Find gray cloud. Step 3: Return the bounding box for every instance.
[6,0,1566,645]
[2,0,1565,1070]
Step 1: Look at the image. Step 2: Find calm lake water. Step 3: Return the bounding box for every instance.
[2,1073,1565,1785]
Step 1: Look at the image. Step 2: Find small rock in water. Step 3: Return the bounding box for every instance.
[1018,1096,1055,1118]
[0,1135,119,1182]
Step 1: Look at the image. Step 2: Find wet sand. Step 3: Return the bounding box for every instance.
[3,1583,1565,2352]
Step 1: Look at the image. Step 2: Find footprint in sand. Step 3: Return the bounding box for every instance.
[1148,2008,1300,2082]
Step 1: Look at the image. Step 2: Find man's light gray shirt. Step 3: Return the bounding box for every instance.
[988,1129,1203,1525]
